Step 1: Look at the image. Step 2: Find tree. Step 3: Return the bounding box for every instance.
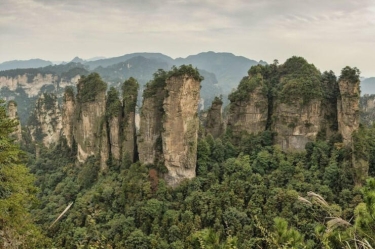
[0,99,50,248]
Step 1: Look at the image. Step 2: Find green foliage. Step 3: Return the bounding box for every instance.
[76,72,107,103]
[63,86,75,102]
[278,56,322,105]
[122,77,139,114]
[42,92,57,111]
[143,69,168,99]
[167,64,204,82]
[105,87,122,118]
[339,66,361,83]
[228,75,264,102]
[354,178,375,244]
[0,99,50,247]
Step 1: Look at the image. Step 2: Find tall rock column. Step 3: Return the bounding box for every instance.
[61,87,75,148]
[337,67,360,145]
[162,74,201,186]
[138,71,167,165]
[27,93,63,148]
[205,96,224,138]
[122,77,139,163]
[272,57,323,150]
[7,101,22,142]
[227,72,268,142]
[103,87,123,168]
[74,73,107,163]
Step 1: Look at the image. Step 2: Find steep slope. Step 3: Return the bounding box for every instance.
[205,97,224,138]
[73,73,107,162]
[227,66,269,142]
[162,72,201,186]
[272,57,323,150]
[360,94,375,126]
[138,66,202,186]
[0,63,88,123]
[27,93,63,148]
[6,100,22,142]
[337,67,361,145]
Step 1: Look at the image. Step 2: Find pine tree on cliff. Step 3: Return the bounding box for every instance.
[0,99,50,247]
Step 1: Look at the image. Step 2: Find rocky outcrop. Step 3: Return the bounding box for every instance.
[138,81,166,165]
[28,93,63,148]
[162,75,201,186]
[100,122,109,170]
[337,68,360,145]
[360,94,375,126]
[6,101,22,142]
[227,75,268,141]
[0,74,58,98]
[205,97,224,138]
[138,67,202,186]
[272,99,321,150]
[108,116,121,161]
[122,78,139,162]
[61,87,75,148]
[74,73,107,162]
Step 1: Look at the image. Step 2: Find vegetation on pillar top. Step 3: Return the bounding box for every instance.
[339,66,361,83]
[122,77,139,114]
[63,86,75,102]
[278,56,322,105]
[41,93,57,111]
[106,87,122,118]
[76,72,107,103]
[228,73,265,102]
[143,69,168,99]
[7,99,17,107]
[167,64,204,82]
[211,96,223,106]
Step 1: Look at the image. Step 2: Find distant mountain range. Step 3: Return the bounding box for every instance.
[361,77,375,95]
[2,52,260,123]
[0,52,264,96]
[2,52,374,124]
[0,59,52,71]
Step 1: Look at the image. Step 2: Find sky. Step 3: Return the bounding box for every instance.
[1,0,374,77]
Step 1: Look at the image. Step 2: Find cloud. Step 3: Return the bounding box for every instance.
[0,0,374,76]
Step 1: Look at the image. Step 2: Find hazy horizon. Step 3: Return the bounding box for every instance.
[1,0,374,77]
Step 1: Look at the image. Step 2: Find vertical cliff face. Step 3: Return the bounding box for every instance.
[108,116,121,161]
[105,87,122,165]
[162,75,201,186]
[138,66,202,186]
[138,72,166,165]
[205,97,224,138]
[74,73,107,163]
[28,93,63,148]
[227,73,268,141]
[337,67,360,145]
[273,100,321,150]
[7,101,22,142]
[100,122,109,170]
[61,87,75,148]
[271,57,323,150]
[360,94,375,126]
[122,77,139,162]
[319,71,340,139]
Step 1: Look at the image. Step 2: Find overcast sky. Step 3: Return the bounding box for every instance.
[1,0,374,76]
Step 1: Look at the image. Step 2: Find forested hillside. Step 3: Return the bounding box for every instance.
[1,59,375,249]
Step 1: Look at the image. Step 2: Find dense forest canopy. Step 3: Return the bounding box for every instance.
[1,58,375,248]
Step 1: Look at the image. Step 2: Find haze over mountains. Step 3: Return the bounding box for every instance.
[0,52,264,122]
[1,51,374,125]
